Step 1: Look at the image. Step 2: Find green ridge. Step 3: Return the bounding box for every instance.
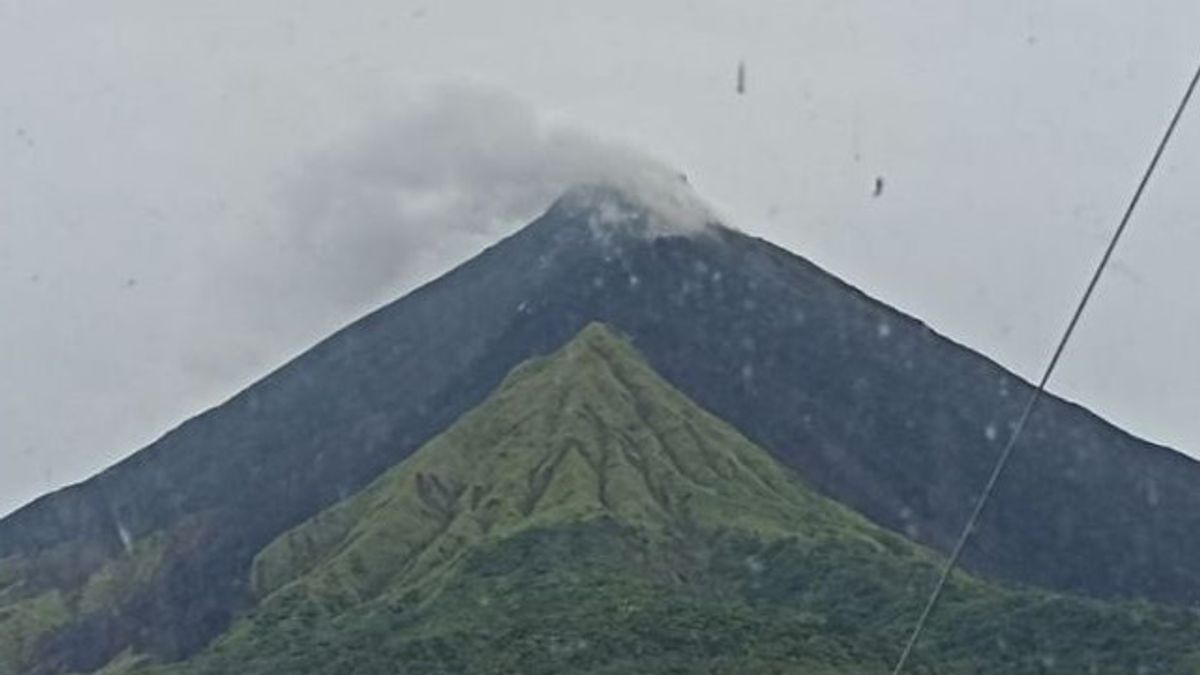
[249,322,911,608]
[100,325,1200,674]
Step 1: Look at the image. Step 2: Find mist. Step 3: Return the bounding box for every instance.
[240,84,704,324]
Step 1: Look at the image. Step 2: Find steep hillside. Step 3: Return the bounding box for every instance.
[244,322,897,605]
[94,324,1200,675]
[3,185,1200,672]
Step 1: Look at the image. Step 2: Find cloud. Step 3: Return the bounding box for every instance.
[193,82,715,386]
[257,84,705,316]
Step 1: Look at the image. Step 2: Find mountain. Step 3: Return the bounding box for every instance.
[60,324,1200,674]
[3,183,1200,672]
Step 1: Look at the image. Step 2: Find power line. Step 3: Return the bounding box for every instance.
[890,55,1200,675]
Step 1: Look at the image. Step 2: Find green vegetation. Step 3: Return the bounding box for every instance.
[78,532,169,615]
[247,322,907,610]
[0,556,25,600]
[133,521,1200,674]
[0,588,71,674]
[115,323,1200,674]
[0,530,170,675]
[80,649,153,675]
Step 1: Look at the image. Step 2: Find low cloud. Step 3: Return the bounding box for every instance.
[205,83,707,378]
[268,84,700,312]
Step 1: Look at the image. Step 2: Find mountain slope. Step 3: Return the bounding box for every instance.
[3,184,1200,672]
[106,324,1200,675]
[245,322,894,605]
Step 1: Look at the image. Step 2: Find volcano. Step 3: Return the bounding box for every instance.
[3,184,1199,673]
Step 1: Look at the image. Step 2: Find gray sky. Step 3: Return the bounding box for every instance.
[2,0,1198,518]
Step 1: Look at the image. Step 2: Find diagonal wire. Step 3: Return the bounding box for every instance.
[890,55,1200,675]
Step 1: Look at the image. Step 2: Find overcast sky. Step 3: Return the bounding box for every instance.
[2,1,1198,517]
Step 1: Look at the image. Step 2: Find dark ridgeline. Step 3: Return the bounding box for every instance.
[2,185,1198,671]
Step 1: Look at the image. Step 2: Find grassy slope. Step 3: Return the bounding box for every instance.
[246,323,905,607]
[0,533,171,675]
[78,325,1200,673]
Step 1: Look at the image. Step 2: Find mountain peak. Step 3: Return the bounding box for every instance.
[537,321,643,380]
[547,320,629,358]
[547,173,720,238]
